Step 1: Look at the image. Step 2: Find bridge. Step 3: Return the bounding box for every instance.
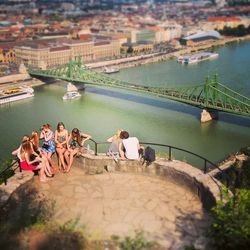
[28,59,250,120]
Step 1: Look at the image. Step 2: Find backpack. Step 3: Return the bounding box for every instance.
[143,146,155,165]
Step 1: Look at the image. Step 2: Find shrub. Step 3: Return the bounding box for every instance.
[209,188,250,250]
[222,158,250,190]
[0,159,14,185]
[240,146,250,157]
[113,230,157,250]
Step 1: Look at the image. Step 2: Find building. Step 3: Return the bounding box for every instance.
[93,39,120,60]
[206,17,245,30]
[181,30,222,46]
[15,42,71,69]
[122,41,154,53]
[64,39,94,62]
[96,27,137,43]
[0,46,16,63]
[154,24,182,43]
[15,37,121,69]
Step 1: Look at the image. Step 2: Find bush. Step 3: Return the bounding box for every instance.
[209,188,250,250]
[0,159,14,185]
[113,230,157,250]
[222,158,250,190]
[240,146,250,157]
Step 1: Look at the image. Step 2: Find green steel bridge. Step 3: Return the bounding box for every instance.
[28,59,250,118]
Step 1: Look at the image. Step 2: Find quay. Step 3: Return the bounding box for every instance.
[86,35,250,71]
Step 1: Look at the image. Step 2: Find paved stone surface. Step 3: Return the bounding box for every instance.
[36,167,210,249]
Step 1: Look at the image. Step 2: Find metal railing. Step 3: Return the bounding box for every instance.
[1,140,228,185]
[89,139,218,174]
[0,159,21,185]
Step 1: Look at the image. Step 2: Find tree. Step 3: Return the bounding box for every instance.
[127,46,134,54]
[210,188,250,250]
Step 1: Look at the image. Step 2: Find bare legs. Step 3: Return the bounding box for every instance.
[36,163,48,182]
[42,152,56,173]
[56,147,67,171]
[64,148,78,173]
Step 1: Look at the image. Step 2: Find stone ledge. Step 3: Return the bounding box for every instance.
[0,171,34,208]
[75,153,223,210]
[0,153,224,211]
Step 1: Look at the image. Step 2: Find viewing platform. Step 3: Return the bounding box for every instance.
[0,152,224,249]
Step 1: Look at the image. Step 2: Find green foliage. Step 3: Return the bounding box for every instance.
[240,146,250,157]
[0,159,15,185]
[127,46,134,54]
[184,245,200,250]
[209,189,250,250]
[113,230,157,250]
[222,158,250,190]
[219,24,250,37]
[36,220,87,250]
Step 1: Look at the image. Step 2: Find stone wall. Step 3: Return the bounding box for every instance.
[74,153,223,210]
[0,154,223,211]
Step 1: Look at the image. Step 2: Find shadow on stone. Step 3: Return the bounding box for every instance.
[174,208,210,249]
[0,180,54,250]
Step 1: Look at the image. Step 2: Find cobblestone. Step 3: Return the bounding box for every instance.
[35,168,209,249]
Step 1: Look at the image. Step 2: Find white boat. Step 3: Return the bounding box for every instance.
[103,66,120,74]
[0,86,34,105]
[178,52,218,64]
[63,83,81,100]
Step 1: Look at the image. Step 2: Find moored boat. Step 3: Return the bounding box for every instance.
[178,52,219,64]
[0,86,34,105]
[103,66,120,74]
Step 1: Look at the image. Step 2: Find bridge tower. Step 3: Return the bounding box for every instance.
[201,74,219,123]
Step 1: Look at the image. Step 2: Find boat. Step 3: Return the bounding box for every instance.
[103,66,120,74]
[0,86,34,105]
[63,82,81,100]
[178,52,219,64]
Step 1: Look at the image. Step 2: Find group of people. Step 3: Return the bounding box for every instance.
[12,122,92,183]
[12,123,143,183]
[107,129,143,162]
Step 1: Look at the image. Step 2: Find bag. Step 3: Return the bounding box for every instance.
[42,142,49,150]
[30,154,40,166]
[143,146,155,165]
[70,140,77,149]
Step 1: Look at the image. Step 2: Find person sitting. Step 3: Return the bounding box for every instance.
[31,130,54,177]
[39,124,56,171]
[12,135,30,163]
[54,122,68,172]
[64,128,92,173]
[119,131,143,160]
[13,140,48,183]
[107,129,123,162]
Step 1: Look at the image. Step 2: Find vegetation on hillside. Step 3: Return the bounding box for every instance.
[210,146,250,250]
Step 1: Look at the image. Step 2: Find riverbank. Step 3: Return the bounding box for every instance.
[87,35,250,71]
[0,75,45,91]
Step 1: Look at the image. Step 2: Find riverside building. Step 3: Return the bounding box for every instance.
[15,37,120,69]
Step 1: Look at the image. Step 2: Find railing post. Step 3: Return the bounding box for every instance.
[204,160,207,174]
[168,146,172,161]
[95,142,98,156]
[4,172,7,185]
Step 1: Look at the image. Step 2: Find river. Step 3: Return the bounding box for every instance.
[0,41,250,169]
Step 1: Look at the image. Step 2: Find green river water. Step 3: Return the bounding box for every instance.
[0,41,250,169]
